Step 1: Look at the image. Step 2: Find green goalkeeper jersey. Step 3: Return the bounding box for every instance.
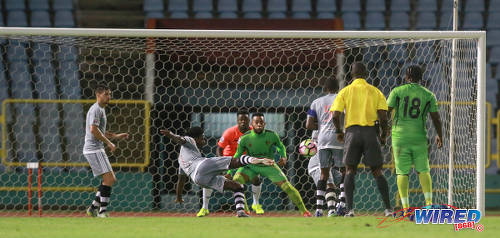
[387,83,438,143]
[233,129,287,162]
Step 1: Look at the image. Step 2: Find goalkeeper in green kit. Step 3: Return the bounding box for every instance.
[387,65,443,216]
[233,113,312,217]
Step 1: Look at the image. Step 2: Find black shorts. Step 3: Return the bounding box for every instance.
[343,126,383,168]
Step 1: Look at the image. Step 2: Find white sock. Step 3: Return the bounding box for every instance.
[252,184,262,205]
[202,188,212,210]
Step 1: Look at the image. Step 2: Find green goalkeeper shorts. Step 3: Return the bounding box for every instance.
[235,164,287,183]
[393,139,430,175]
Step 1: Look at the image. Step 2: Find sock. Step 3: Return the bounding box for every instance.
[375,175,391,210]
[325,187,337,214]
[316,180,327,212]
[202,188,212,210]
[338,175,346,207]
[234,191,245,213]
[91,190,100,209]
[397,175,409,209]
[419,172,433,206]
[98,185,112,214]
[252,184,261,205]
[344,172,355,210]
[280,181,307,213]
[232,174,250,212]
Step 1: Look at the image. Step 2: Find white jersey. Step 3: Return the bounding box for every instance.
[307,93,342,150]
[178,136,205,177]
[83,102,106,153]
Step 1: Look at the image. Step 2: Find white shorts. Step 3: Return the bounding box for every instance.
[84,150,113,177]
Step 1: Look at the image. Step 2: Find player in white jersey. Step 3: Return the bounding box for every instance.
[160,127,274,217]
[306,78,345,217]
[84,84,129,218]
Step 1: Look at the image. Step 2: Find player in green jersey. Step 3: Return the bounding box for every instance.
[233,113,311,217]
[387,65,443,215]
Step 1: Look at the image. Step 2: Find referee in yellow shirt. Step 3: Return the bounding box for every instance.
[330,62,392,217]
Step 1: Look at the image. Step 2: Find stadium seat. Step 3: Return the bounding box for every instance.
[0,62,8,115]
[487,30,500,47]
[169,0,188,11]
[33,60,57,99]
[242,0,263,12]
[411,42,436,63]
[52,0,74,10]
[438,12,452,30]
[267,0,287,12]
[58,61,80,99]
[365,12,385,30]
[218,0,238,12]
[193,0,213,12]
[13,124,38,162]
[5,0,26,10]
[144,0,164,12]
[342,0,361,12]
[390,0,410,12]
[0,12,4,26]
[7,41,28,61]
[7,11,28,27]
[268,12,287,18]
[423,63,442,82]
[29,0,50,10]
[194,12,214,18]
[415,12,437,30]
[243,12,263,18]
[219,12,238,18]
[462,12,483,29]
[490,0,500,12]
[487,64,494,79]
[489,47,500,63]
[387,44,408,61]
[30,11,51,27]
[145,11,165,19]
[342,12,361,29]
[365,0,386,12]
[440,0,454,12]
[54,11,75,27]
[487,14,500,29]
[316,12,335,19]
[291,0,312,12]
[316,0,336,13]
[32,43,52,61]
[415,0,437,12]
[389,12,409,29]
[9,61,33,99]
[291,12,310,19]
[464,0,484,12]
[170,12,189,18]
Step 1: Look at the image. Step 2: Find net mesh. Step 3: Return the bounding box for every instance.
[0,32,478,216]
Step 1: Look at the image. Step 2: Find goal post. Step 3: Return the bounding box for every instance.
[0,27,485,216]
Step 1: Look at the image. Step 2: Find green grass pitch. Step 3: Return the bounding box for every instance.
[1,215,498,238]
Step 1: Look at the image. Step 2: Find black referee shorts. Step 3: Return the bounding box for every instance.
[343,125,383,168]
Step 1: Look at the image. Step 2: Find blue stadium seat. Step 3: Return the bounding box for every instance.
[291,12,310,19]
[411,42,436,63]
[30,11,51,27]
[387,44,408,61]
[242,0,263,12]
[5,0,26,10]
[9,62,33,99]
[487,64,494,79]
[267,0,287,12]
[390,0,410,12]
[52,0,74,10]
[29,0,50,10]
[193,0,213,12]
[415,0,437,12]
[194,12,214,18]
[218,0,238,12]
[56,45,78,61]
[62,103,86,162]
[145,11,165,19]
[423,63,442,83]
[39,122,63,162]
[316,12,335,18]
[54,11,75,27]
[490,0,500,12]
[365,0,386,12]
[33,60,57,99]
[365,12,385,30]
[316,0,336,12]
[58,61,81,99]
[415,12,437,30]
[462,12,483,29]
[487,14,500,29]
[268,12,287,18]
[7,41,28,62]
[0,12,4,26]
[144,0,164,12]
[439,12,452,30]
[440,0,454,12]
[342,12,361,29]
[0,61,8,115]
[464,0,484,12]
[389,12,409,29]
[487,30,500,47]
[170,11,189,18]
[489,47,500,63]
[169,0,188,11]
[32,43,52,61]
[243,12,262,18]
[342,0,361,12]
[13,123,38,162]
[291,0,312,12]
[7,11,28,27]
[219,12,238,18]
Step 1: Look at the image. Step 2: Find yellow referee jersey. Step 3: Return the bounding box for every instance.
[330,78,388,129]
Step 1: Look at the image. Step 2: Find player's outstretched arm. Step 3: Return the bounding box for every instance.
[160,129,187,145]
[105,132,129,140]
[229,155,274,169]
[430,112,443,148]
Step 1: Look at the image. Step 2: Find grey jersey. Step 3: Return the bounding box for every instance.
[83,102,107,153]
[178,136,205,177]
[307,93,342,150]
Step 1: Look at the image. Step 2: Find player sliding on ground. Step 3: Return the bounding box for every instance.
[387,65,443,216]
[160,127,274,217]
[233,113,312,217]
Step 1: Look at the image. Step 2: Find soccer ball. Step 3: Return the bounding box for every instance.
[298,139,317,157]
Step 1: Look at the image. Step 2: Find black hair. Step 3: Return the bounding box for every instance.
[406,65,423,82]
[351,62,369,79]
[252,112,265,119]
[237,109,250,116]
[95,84,110,94]
[186,126,204,138]
[324,77,339,92]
